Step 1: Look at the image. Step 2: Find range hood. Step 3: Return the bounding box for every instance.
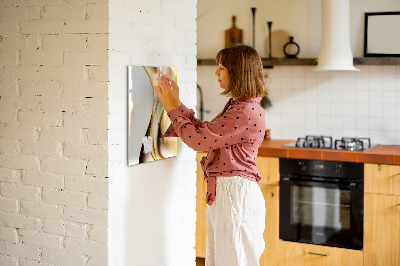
[314,0,359,71]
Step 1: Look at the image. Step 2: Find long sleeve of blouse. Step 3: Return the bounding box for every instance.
[167,103,254,152]
[163,103,203,138]
[166,97,266,205]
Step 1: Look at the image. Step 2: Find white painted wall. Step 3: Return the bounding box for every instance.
[0,1,109,265]
[108,0,198,265]
[197,0,400,145]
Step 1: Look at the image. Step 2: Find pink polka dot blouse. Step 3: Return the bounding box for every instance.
[164,97,266,206]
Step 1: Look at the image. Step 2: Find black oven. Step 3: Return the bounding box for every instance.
[279,158,364,250]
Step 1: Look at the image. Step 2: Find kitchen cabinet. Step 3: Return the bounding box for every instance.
[256,156,280,266]
[196,154,400,264]
[364,163,400,266]
[256,156,279,186]
[278,241,363,266]
[364,163,400,196]
[196,152,208,258]
[259,184,279,266]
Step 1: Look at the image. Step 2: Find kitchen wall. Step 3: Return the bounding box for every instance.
[108,0,198,266]
[197,0,400,145]
[0,0,197,266]
[199,65,400,144]
[198,0,400,58]
[0,1,109,265]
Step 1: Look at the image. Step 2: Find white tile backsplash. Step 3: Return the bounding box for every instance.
[197,65,400,144]
[369,104,383,118]
[355,90,369,104]
[355,104,369,117]
[383,104,396,118]
[383,91,396,104]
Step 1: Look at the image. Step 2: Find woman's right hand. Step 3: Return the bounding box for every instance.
[162,74,181,109]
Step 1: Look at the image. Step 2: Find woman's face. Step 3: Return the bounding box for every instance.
[215,64,229,89]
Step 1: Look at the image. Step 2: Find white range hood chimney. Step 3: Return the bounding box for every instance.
[314,0,359,71]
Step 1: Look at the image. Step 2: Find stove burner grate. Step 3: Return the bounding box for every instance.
[295,135,333,149]
[293,136,372,151]
[334,137,371,151]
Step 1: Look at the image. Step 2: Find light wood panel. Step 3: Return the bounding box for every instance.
[364,163,400,196]
[278,241,363,266]
[196,152,208,258]
[259,185,279,266]
[364,193,400,266]
[256,156,279,186]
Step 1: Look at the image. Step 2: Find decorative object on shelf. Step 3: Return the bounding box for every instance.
[264,129,271,140]
[283,36,300,58]
[364,11,400,57]
[225,16,243,48]
[267,21,273,58]
[251,7,256,48]
[260,95,272,110]
[127,66,178,166]
[265,29,290,59]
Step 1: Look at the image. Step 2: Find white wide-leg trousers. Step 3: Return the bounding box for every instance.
[205,176,266,266]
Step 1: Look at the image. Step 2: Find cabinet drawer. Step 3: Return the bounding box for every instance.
[256,156,279,186]
[365,164,400,196]
[278,241,363,266]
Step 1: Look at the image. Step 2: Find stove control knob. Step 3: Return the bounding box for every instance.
[298,161,306,171]
[334,164,342,174]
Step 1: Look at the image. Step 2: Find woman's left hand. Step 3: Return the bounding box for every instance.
[155,77,176,113]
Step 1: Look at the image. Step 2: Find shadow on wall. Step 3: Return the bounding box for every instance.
[124,153,181,265]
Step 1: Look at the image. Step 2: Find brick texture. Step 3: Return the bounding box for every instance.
[0,0,109,264]
[0,0,197,265]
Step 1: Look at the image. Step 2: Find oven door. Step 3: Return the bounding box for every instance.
[279,177,363,250]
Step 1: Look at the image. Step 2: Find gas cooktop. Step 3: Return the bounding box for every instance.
[283,135,376,152]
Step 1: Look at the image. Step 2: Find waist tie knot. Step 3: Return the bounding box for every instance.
[200,156,216,206]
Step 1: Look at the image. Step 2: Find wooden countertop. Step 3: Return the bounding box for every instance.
[258,139,400,165]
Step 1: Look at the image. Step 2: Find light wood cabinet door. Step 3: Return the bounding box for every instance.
[259,185,279,266]
[196,152,208,258]
[364,193,400,266]
[365,163,400,196]
[278,241,363,266]
[256,156,279,186]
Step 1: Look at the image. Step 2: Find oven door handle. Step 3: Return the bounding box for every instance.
[281,177,357,188]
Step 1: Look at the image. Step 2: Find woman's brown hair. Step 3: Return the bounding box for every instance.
[215,45,267,98]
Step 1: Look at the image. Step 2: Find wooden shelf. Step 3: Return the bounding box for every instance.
[197,58,317,67]
[262,58,317,67]
[353,57,400,65]
[197,57,400,68]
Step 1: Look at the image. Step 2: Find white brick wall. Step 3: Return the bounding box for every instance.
[108,0,197,265]
[0,1,109,265]
[1,0,197,265]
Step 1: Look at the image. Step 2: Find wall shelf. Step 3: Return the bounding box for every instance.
[197,57,400,68]
[353,57,400,65]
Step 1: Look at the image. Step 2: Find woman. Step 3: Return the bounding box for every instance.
[156,45,267,266]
